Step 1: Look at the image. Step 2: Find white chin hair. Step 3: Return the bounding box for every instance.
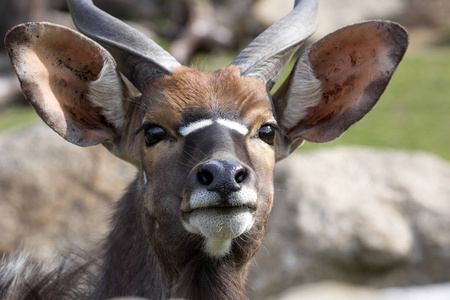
[186,207,255,257]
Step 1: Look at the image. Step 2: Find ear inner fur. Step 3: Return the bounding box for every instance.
[279,56,323,130]
[87,61,126,129]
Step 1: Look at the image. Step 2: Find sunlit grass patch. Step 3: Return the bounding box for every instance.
[300,50,450,161]
[0,103,39,132]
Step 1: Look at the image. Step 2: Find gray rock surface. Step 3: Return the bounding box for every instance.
[0,125,135,258]
[270,281,450,300]
[248,148,450,298]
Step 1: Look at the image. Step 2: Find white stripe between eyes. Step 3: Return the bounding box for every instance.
[217,118,249,135]
[179,119,214,136]
[179,118,249,136]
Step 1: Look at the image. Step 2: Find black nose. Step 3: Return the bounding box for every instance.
[197,160,248,194]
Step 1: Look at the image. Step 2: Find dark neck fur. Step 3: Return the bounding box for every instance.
[91,178,249,299]
[91,179,166,298]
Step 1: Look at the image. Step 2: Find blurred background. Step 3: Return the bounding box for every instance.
[0,0,449,299]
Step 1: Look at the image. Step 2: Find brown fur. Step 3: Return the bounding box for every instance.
[141,66,273,129]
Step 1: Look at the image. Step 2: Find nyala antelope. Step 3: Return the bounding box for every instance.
[1,0,408,299]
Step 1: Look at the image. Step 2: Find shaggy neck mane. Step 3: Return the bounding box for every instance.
[1,177,251,300]
[91,178,249,299]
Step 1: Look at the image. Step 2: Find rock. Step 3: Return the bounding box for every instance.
[248,148,450,298]
[0,125,135,259]
[270,281,450,300]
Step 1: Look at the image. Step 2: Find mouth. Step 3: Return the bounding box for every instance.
[182,186,258,214]
[182,205,255,239]
[180,204,256,235]
[180,187,258,257]
[181,198,257,238]
[181,202,257,217]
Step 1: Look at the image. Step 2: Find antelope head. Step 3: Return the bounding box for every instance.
[5,0,407,285]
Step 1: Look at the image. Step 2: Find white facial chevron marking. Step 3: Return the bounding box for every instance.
[179,119,214,136]
[179,118,249,136]
[217,118,249,135]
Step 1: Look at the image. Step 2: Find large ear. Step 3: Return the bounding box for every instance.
[4,22,127,148]
[272,20,408,159]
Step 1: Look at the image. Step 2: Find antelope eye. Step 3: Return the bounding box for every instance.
[258,125,275,145]
[145,126,166,147]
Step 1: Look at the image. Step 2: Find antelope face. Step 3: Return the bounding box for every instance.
[137,67,276,257]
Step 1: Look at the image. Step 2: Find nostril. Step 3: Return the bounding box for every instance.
[197,160,249,193]
[235,168,247,184]
[197,167,214,186]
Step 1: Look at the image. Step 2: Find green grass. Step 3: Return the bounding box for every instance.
[0,104,39,132]
[1,49,449,160]
[299,50,450,160]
